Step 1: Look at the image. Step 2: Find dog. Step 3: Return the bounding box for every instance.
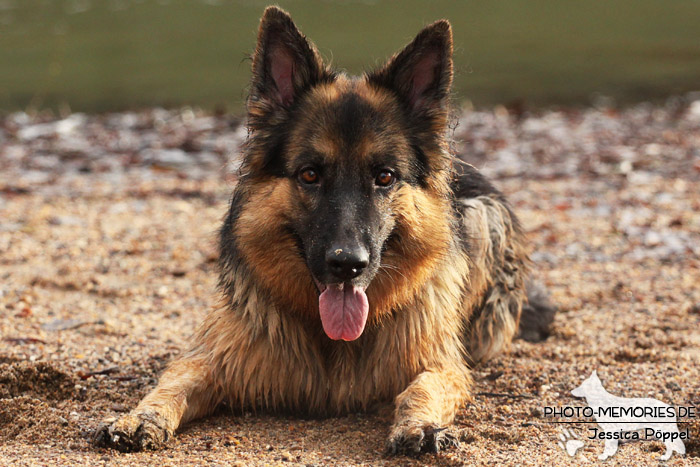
[94,6,555,455]
[572,371,686,461]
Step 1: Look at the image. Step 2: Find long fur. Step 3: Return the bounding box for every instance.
[94,6,555,455]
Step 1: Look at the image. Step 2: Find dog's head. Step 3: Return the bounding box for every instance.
[571,370,603,398]
[233,7,455,341]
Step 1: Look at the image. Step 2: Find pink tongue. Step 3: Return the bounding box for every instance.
[318,284,369,341]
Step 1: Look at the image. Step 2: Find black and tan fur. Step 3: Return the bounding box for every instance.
[95,6,554,455]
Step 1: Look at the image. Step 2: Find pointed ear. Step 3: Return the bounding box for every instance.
[591,370,599,379]
[368,20,453,113]
[250,7,329,108]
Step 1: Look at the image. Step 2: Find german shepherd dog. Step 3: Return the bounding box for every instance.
[95,6,554,456]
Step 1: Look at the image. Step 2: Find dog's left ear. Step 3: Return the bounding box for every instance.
[368,20,453,115]
[250,6,329,109]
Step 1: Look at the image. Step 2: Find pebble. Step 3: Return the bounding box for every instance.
[0,103,698,466]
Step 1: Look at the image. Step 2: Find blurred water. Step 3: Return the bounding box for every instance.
[1,0,700,112]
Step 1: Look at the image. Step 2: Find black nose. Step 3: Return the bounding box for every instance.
[325,246,369,281]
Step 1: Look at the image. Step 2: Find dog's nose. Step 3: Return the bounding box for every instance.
[325,246,369,281]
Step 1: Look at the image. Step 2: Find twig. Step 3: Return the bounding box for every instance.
[78,367,120,380]
[476,392,535,400]
[4,337,47,344]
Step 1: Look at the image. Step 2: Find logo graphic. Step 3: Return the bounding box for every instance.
[558,427,584,457]
[565,370,687,461]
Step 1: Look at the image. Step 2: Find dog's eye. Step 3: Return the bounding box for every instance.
[299,168,319,184]
[375,170,395,187]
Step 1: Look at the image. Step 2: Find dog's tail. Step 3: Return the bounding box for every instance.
[517,281,557,343]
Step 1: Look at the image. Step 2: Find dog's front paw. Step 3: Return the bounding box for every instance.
[93,411,171,452]
[386,420,458,456]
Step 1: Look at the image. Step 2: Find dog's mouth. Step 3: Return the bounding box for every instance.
[314,280,369,341]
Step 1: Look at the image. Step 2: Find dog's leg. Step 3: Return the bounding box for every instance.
[458,194,529,365]
[660,441,673,461]
[598,437,618,460]
[518,281,556,342]
[94,354,219,452]
[93,279,284,453]
[452,165,556,363]
[661,435,685,460]
[93,303,237,452]
[386,365,471,455]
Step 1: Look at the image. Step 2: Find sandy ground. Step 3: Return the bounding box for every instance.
[1,103,699,466]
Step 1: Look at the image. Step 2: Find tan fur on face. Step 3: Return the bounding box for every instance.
[286,79,420,166]
[237,77,458,324]
[285,79,416,165]
[234,178,318,318]
[368,184,454,319]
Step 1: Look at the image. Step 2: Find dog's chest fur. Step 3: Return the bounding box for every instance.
[208,244,470,415]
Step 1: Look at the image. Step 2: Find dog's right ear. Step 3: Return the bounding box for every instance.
[250,7,329,109]
[367,20,453,117]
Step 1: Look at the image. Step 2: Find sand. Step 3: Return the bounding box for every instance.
[1,103,699,465]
